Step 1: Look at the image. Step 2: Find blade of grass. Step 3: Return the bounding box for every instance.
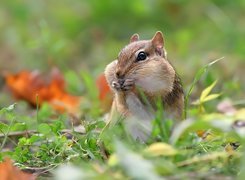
[155,98,166,141]
[184,57,224,119]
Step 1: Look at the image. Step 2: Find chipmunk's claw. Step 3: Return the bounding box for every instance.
[112,79,134,91]
[112,81,121,90]
[121,79,134,91]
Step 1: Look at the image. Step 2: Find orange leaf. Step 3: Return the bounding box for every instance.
[0,158,35,180]
[96,73,112,111]
[5,68,81,115]
[5,70,44,104]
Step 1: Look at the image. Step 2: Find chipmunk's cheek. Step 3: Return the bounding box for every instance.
[136,76,169,93]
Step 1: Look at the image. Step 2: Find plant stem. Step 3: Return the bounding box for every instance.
[0,117,15,151]
[184,57,223,119]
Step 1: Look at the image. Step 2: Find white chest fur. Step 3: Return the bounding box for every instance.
[125,92,155,141]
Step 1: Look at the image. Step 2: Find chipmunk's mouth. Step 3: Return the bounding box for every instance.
[112,78,134,91]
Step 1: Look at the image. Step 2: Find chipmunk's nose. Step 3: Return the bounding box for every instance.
[115,70,124,79]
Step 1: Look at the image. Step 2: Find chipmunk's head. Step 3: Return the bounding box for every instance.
[108,31,175,94]
[115,31,167,78]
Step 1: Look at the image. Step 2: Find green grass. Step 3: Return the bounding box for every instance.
[0,0,244,179]
[0,65,244,179]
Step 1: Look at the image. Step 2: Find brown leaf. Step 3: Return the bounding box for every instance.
[5,68,81,115]
[196,130,214,141]
[96,73,112,111]
[224,142,240,153]
[0,158,35,180]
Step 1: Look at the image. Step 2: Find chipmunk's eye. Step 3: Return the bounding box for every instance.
[136,51,147,61]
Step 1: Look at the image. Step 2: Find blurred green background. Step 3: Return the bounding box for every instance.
[0,0,244,102]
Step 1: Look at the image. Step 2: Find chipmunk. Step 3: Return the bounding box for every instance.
[104,31,184,140]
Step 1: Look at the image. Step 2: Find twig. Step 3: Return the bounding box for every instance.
[177,151,241,167]
[16,163,59,176]
[0,129,84,138]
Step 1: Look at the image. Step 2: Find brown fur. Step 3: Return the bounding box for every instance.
[104,31,184,124]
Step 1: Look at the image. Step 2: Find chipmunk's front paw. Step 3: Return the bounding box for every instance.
[121,79,134,91]
[111,79,134,91]
[112,81,121,90]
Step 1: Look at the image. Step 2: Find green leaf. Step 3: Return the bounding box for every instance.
[12,122,27,131]
[0,103,17,115]
[201,93,220,103]
[6,103,17,111]
[38,123,51,135]
[192,93,221,105]
[184,57,223,118]
[0,122,8,134]
[50,121,63,134]
[200,80,218,102]
[29,135,41,143]
[38,103,53,122]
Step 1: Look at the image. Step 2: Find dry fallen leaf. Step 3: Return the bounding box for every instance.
[5,68,81,115]
[196,129,215,141]
[224,142,240,153]
[0,158,35,180]
[96,73,112,111]
[144,142,178,156]
[108,154,119,167]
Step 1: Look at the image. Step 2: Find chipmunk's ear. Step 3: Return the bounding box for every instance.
[151,31,164,56]
[130,33,139,43]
